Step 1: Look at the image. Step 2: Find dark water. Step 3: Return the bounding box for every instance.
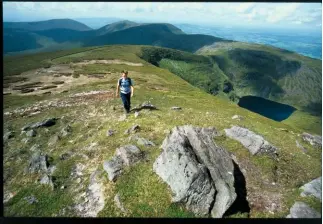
[238,96,297,122]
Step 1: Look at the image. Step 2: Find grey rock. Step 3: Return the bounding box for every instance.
[171,106,182,110]
[26,151,48,174]
[118,114,127,122]
[48,135,61,146]
[232,115,244,120]
[302,133,322,148]
[137,137,155,147]
[153,125,236,218]
[106,129,115,137]
[296,140,307,153]
[132,101,157,112]
[40,174,54,189]
[287,202,321,218]
[22,118,58,131]
[114,193,127,213]
[134,111,140,118]
[224,126,278,157]
[30,144,41,152]
[3,131,14,142]
[60,152,73,160]
[3,192,14,203]
[124,124,140,135]
[21,138,31,144]
[26,129,37,137]
[71,163,85,178]
[61,125,72,137]
[103,145,143,182]
[24,195,38,204]
[103,156,124,182]
[73,170,105,217]
[300,177,322,201]
[115,145,143,166]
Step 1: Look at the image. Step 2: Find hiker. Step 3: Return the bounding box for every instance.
[116,70,134,114]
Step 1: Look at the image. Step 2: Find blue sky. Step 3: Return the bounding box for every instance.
[3,2,322,31]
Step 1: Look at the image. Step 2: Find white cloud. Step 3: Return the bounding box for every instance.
[266,3,300,23]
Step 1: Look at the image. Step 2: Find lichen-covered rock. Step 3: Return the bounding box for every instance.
[302,133,322,148]
[154,125,237,218]
[224,126,278,157]
[286,202,321,218]
[103,156,124,182]
[300,177,322,201]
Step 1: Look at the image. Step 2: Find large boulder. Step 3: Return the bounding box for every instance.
[286,202,321,218]
[300,177,322,201]
[153,125,237,218]
[224,126,278,157]
[302,133,322,148]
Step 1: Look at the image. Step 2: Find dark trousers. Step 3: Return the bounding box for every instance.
[120,92,131,113]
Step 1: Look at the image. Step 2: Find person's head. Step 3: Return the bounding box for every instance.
[122,70,128,78]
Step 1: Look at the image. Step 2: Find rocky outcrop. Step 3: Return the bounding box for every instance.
[73,170,105,217]
[153,125,238,218]
[25,151,49,174]
[302,133,322,148]
[300,177,322,201]
[286,202,321,218]
[103,145,143,182]
[131,101,157,112]
[224,126,278,157]
[22,118,58,131]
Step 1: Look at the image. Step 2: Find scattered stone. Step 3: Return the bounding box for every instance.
[153,125,236,218]
[71,163,85,178]
[137,137,156,147]
[118,114,127,122]
[21,138,31,144]
[3,131,14,142]
[171,106,182,110]
[302,133,322,148]
[296,140,307,153]
[40,174,54,189]
[131,101,157,112]
[106,130,115,137]
[232,115,244,121]
[103,145,143,182]
[26,151,48,174]
[73,170,105,217]
[60,152,73,160]
[24,195,38,204]
[124,124,140,135]
[300,177,322,201]
[48,135,61,146]
[287,202,321,218]
[114,193,127,213]
[3,192,14,203]
[134,111,140,118]
[224,126,278,157]
[103,156,124,182]
[22,118,58,131]
[61,125,72,137]
[26,129,37,137]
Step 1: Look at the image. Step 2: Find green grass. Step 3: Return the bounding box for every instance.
[3,45,322,218]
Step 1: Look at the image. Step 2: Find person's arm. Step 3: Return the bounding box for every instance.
[131,86,134,97]
[116,80,120,97]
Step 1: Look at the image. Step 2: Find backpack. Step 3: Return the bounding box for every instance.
[119,77,132,86]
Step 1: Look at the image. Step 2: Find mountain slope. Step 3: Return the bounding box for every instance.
[3,19,92,31]
[3,45,321,218]
[96,20,140,35]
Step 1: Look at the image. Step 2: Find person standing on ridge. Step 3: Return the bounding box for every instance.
[116,70,134,114]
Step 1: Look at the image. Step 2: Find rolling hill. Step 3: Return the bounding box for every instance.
[3,19,92,31]
[3,45,321,218]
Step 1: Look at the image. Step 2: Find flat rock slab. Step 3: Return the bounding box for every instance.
[22,118,58,131]
[300,177,322,201]
[302,133,322,148]
[74,170,105,217]
[131,101,157,112]
[224,126,278,156]
[103,145,143,182]
[287,202,321,218]
[153,125,237,218]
